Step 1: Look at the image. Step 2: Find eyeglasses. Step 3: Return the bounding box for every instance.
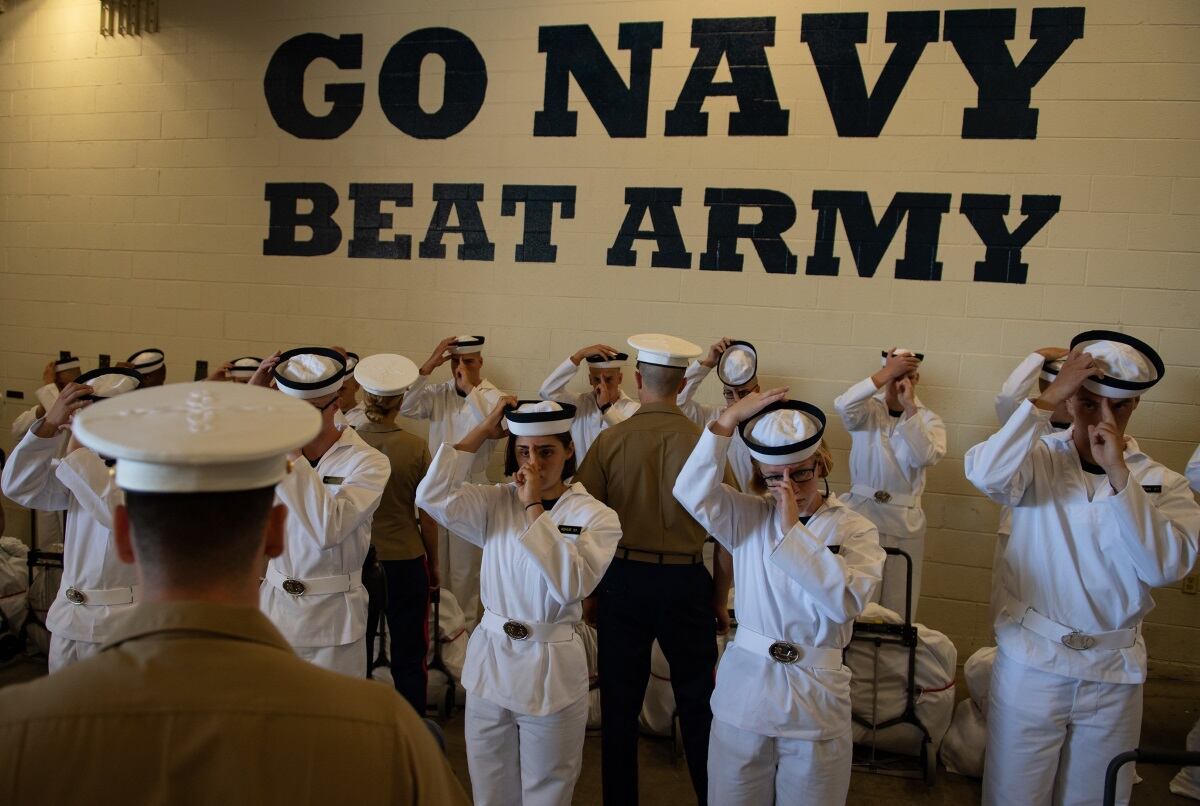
[722,386,758,403]
[762,465,817,484]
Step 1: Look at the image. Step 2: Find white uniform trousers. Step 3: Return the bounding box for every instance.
[465,691,589,806]
[875,531,924,621]
[708,718,852,806]
[48,634,102,673]
[440,524,483,631]
[984,649,1142,806]
[293,636,367,679]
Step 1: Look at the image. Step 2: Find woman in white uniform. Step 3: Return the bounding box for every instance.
[674,388,885,806]
[416,398,622,806]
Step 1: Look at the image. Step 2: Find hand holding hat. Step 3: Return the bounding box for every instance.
[878,348,922,384]
[249,351,283,388]
[572,343,620,366]
[421,336,459,376]
[713,386,789,436]
[1037,348,1100,409]
[702,337,733,369]
[456,395,518,454]
[35,382,94,438]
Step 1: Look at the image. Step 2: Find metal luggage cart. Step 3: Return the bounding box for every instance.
[1103,748,1200,806]
[848,547,937,785]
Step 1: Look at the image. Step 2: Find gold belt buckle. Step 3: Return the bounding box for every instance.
[1061,630,1096,651]
[65,587,87,605]
[282,578,307,595]
[503,620,530,641]
[873,490,892,504]
[768,641,800,664]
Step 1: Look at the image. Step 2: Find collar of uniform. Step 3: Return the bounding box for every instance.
[631,401,684,417]
[99,601,293,654]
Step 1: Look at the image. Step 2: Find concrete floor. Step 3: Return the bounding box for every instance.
[2,653,1197,805]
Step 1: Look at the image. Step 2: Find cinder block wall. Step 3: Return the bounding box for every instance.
[1,0,1197,676]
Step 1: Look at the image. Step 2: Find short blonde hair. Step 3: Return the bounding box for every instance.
[363,391,402,424]
[747,441,833,496]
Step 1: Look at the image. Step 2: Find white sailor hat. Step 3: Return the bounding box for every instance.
[504,400,577,437]
[128,348,165,375]
[354,353,419,397]
[450,336,485,355]
[55,355,81,373]
[880,348,924,367]
[1071,330,1164,399]
[273,347,346,400]
[228,356,263,380]
[628,333,702,369]
[718,341,758,387]
[72,382,320,493]
[739,400,826,466]
[586,352,629,370]
[75,367,143,401]
[1040,356,1066,384]
[344,352,360,372]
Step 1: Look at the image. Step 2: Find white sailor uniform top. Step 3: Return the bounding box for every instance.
[399,375,505,481]
[677,360,755,492]
[538,358,639,459]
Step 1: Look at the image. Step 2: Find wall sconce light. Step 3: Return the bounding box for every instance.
[100,0,159,36]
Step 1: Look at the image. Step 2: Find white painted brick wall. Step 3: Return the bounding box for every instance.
[1,0,1198,677]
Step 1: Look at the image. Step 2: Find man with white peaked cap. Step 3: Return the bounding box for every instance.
[400,335,505,630]
[676,337,762,491]
[252,347,390,678]
[574,333,736,806]
[2,367,143,671]
[0,381,468,806]
[124,347,166,387]
[675,391,884,806]
[538,343,640,459]
[965,330,1200,806]
[833,347,946,618]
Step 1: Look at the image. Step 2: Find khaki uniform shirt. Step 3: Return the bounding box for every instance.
[356,421,432,561]
[574,401,734,556]
[0,602,469,806]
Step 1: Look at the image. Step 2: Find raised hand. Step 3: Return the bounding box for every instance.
[207,361,233,381]
[895,376,917,415]
[702,337,732,368]
[248,351,282,388]
[1036,346,1069,361]
[1038,348,1100,409]
[713,386,789,436]
[1089,399,1128,489]
[514,459,545,508]
[572,343,619,365]
[421,336,459,376]
[770,468,801,535]
[42,360,58,387]
[34,382,93,438]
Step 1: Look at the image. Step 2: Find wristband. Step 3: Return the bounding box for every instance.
[525,501,542,511]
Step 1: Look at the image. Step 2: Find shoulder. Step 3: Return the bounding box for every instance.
[824,498,879,536]
[567,485,619,522]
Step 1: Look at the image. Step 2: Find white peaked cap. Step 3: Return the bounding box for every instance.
[273,348,346,400]
[354,353,419,397]
[504,400,576,437]
[77,368,142,400]
[128,348,165,375]
[1072,330,1163,399]
[627,333,702,369]
[72,382,320,493]
[739,401,826,466]
[450,336,485,355]
[880,348,924,367]
[718,342,757,387]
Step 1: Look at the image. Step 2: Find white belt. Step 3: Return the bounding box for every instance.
[266,567,363,597]
[850,484,918,508]
[480,609,575,643]
[734,624,843,670]
[1003,595,1138,651]
[63,584,140,607]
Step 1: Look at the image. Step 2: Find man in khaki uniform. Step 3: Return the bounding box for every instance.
[0,381,468,806]
[574,333,734,806]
